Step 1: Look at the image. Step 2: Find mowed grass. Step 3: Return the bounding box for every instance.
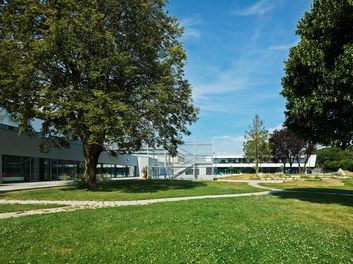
[0,180,262,201]
[0,193,352,263]
[0,203,65,213]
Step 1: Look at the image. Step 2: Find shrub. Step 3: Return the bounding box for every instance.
[316,147,352,167]
[323,161,340,171]
[340,160,353,172]
[323,160,353,172]
[74,175,88,189]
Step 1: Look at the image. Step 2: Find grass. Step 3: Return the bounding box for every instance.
[0,203,65,214]
[0,179,262,201]
[261,177,353,195]
[0,193,352,263]
[218,174,261,180]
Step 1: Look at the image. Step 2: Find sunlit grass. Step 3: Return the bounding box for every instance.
[1,193,352,263]
[0,179,262,201]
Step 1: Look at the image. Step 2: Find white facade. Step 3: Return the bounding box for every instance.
[209,154,317,175]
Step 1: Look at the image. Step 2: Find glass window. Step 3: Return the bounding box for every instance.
[2,155,30,182]
[52,159,59,180]
[30,158,39,181]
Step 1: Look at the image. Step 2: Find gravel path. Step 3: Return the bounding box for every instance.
[0,190,274,219]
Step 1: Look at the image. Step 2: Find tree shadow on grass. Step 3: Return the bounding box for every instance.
[62,179,207,193]
[271,188,353,207]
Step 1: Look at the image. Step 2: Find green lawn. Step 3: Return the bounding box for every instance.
[1,192,352,263]
[0,179,262,201]
[0,203,65,214]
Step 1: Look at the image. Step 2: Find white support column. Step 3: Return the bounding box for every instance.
[212,137,215,178]
[164,149,167,179]
[147,144,149,179]
[0,154,2,183]
[193,139,196,180]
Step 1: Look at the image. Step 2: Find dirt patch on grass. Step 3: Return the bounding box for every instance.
[342,170,353,177]
[278,178,345,188]
[219,174,261,180]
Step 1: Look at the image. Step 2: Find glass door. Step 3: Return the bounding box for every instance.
[30,158,39,181]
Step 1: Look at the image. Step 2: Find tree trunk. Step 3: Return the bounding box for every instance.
[289,162,293,174]
[297,160,301,174]
[303,157,309,174]
[83,143,103,190]
[255,160,261,180]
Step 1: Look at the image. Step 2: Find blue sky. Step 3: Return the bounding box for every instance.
[1,0,313,155]
[168,0,312,154]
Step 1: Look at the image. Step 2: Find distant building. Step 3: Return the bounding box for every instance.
[0,120,317,183]
[0,123,165,183]
[209,154,317,175]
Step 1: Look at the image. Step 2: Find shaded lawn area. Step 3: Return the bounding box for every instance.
[1,193,352,263]
[0,180,262,201]
[0,203,65,214]
[261,177,353,195]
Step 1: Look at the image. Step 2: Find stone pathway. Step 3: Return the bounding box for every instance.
[0,190,274,219]
[216,179,283,190]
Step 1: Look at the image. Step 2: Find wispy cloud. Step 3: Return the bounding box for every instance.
[269,41,299,51]
[180,17,202,40]
[234,0,275,16]
[213,135,245,154]
[192,76,254,100]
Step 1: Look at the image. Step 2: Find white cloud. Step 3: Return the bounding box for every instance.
[180,17,202,40]
[234,0,275,16]
[213,135,245,154]
[269,41,298,51]
[192,77,252,100]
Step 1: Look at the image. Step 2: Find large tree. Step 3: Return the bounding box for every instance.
[281,0,353,148]
[0,0,198,189]
[243,114,270,175]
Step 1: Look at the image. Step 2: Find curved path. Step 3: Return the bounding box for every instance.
[0,190,274,219]
[0,180,351,219]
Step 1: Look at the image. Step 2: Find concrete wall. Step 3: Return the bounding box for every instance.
[0,128,83,161]
[136,156,165,178]
[0,128,140,182]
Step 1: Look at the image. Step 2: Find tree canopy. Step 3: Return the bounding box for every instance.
[269,128,316,173]
[317,146,353,172]
[281,0,353,148]
[316,147,353,168]
[0,0,198,188]
[243,114,270,175]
